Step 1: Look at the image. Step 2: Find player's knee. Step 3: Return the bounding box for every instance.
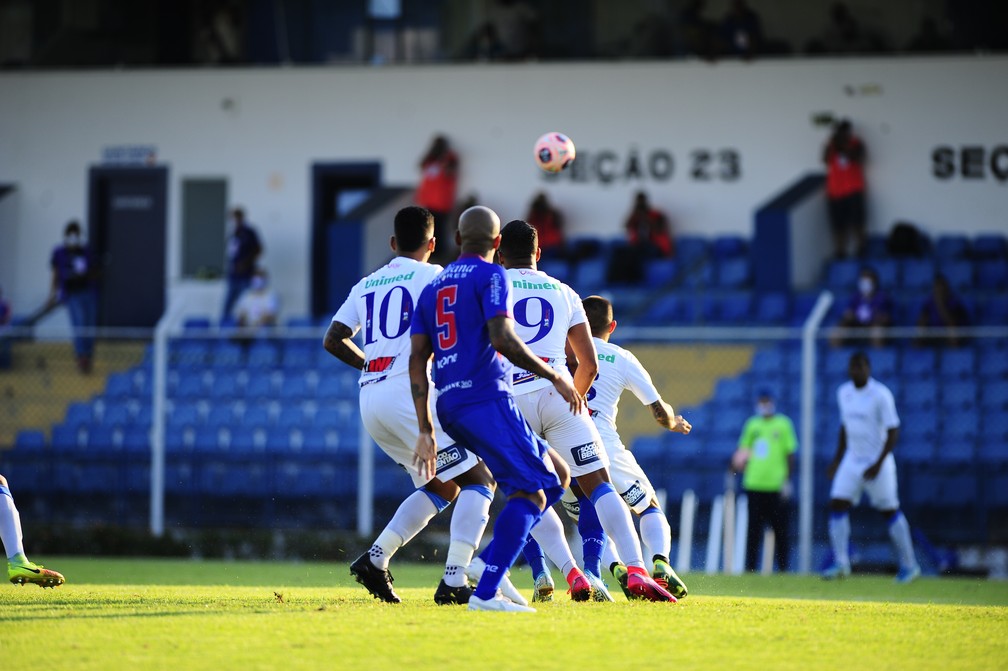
[828,498,851,513]
[424,478,460,502]
[513,490,547,511]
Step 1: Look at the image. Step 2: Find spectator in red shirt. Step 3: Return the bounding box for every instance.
[624,191,674,257]
[525,192,565,259]
[823,119,867,258]
[415,135,459,265]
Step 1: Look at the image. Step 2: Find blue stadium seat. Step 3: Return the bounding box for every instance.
[869,348,898,377]
[978,295,1008,326]
[897,437,934,464]
[85,426,122,452]
[713,378,750,405]
[167,401,201,429]
[193,427,227,453]
[822,348,854,376]
[863,234,888,258]
[209,371,241,399]
[941,381,976,409]
[901,348,936,378]
[644,258,678,286]
[712,235,747,259]
[680,259,713,289]
[976,260,1008,291]
[936,260,972,291]
[101,403,132,427]
[104,373,135,400]
[982,381,1008,410]
[971,234,1007,259]
[208,341,244,368]
[570,257,608,293]
[205,403,239,429]
[183,316,212,331]
[50,423,84,452]
[643,293,696,325]
[230,427,267,453]
[280,374,310,400]
[898,259,935,291]
[825,259,860,291]
[64,401,93,428]
[935,234,970,259]
[939,349,976,378]
[170,340,210,368]
[245,375,276,399]
[789,292,820,325]
[247,342,280,369]
[713,258,750,289]
[277,405,305,429]
[301,428,342,454]
[901,410,938,441]
[675,236,709,262]
[172,370,207,398]
[702,292,751,323]
[537,259,570,284]
[753,293,789,325]
[123,427,150,453]
[14,429,46,450]
[750,347,787,375]
[317,374,356,399]
[286,315,315,329]
[871,259,899,291]
[902,380,937,411]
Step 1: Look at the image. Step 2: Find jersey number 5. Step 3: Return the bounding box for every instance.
[435,285,458,350]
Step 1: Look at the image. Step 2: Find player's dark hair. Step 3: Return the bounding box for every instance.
[499,219,537,259]
[64,220,81,235]
[583,295,614,336]
[394,206,434,253]
[849,351,870,367]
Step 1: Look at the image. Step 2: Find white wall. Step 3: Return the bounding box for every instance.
[0,57,1005,317]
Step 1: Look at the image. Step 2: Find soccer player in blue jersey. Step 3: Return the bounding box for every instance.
[410,205,583,612]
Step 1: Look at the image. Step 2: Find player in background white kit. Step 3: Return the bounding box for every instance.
[324,206,502,605]
[821,351,921,583]
[562,295,692,599]
[498,220,676,603]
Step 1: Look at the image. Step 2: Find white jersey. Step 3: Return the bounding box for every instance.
[333,257,442,387]
[505,267,587,394]
[587,338,661,448]
[836,377,900,462]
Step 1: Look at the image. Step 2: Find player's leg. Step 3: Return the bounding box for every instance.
[639,504,686,598]
[823,457,863,578]
[744,490,766,573]
[866,456,919,583]
[521,535,554,602]
[1,475,64,587]
[769,491,791,572]
[433,461,495,605]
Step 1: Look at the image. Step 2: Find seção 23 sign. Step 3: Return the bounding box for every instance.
[541,147,742,184]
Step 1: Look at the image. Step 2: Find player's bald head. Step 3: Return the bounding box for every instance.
[458,205,500,254]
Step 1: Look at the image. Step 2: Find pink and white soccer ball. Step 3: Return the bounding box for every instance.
[534,132,576,173]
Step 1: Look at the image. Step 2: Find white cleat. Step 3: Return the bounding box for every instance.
[468,593,536,613]
[466,557,529,606]
[586,572,615,602]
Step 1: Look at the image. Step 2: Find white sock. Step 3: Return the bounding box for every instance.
[444,488,491,587]
[602,537,622,571]
[639,509,672,561]
[829,513,851,568]
[0,486,25,561]
[530,506,578,576]
[888,511,918,570]
[593,490,645,569]
[370,490,439,569]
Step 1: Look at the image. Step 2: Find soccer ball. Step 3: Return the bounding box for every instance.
[534,132,576,173]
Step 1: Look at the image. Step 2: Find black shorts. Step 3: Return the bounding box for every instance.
[828,192,866,232]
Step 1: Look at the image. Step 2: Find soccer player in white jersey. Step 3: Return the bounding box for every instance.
[325,206,502,605]
[498,220,676,603]
[2,473,64,587]
[822,351,921,583]
[562,295,692,599]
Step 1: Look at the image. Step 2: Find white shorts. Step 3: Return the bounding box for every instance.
[560,443,657,516]
[829,452,900,510]
[359,376,481,488]
[513,387,609,478]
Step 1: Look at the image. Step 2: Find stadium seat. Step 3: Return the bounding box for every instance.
[50,423,84,452]
[680,259,713,289]
[939,349,976,378]
[208,342,244,368]
[902,381,938,411]
[981,381,1008,410]
[863,234,888,258]
[896,437,934,464]
[104,373,135,400]
[711,235,747,259]
[537,258,570,284]
[14,429,46,450]
[245,374,276,399]
[901,348,936,378]
[971,234,1007,259]
[101,403,132,428]
[172,370,207,398]
[940,381,977,409]
[978,295,1008,326]
[675,236,709,262]
[750,347,788,375]
[280,374,312,400]
[869,348,898,377]
[642,293,696,325]
[753,293,790,325]
[822,348,854,376]
[976,260,1008,291]
[317,373,356,399]
[936,260,972,291]
[713,258,750,289]
[64,401,93,428]
[572,257,608,293]
[871,259,899,291]
[644,258,678,287]
[276,405,305,429]
[901,410,938,441]
[209,371,241,399]
[713,378,750,406]
[702,292,751,323]
[247,342,280,369]
[898,259,935,291]
[825,259,860,291]
[935,234,970,259]
[167,401,201,429]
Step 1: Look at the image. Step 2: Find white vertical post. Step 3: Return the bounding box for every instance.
[799,290,834,574]
[761,529,776,575]
[705,495,723,575]
[149,320,168,537]
[722,488,735,574]
[732,493,748,575]
[676,489,696,574]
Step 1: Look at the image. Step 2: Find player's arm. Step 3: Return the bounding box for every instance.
[565,323,598,397]
[864,427,898,480]
[322,320,365,371]
[408,332,437,479]
[827,426,848,478]
[488,315,582,415]
[564,338,578,378]
[649,398,691,434]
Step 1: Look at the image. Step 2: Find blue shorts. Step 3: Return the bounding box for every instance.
[439,396,562,499]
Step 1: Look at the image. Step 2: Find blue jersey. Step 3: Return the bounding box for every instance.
[411,254,513,417]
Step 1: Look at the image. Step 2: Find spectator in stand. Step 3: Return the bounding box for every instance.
[823,119,868,258]
[831,266,892,348]
[49,220,99,373]
[609,192,674,284]
[486,0,539,60]
[222,207,263,322]
[720,0,763,59]
[415,135,459,265]
[525,192,565,259]
[679,0,719,60]
[233,267,279,332]
[915,273,970,348]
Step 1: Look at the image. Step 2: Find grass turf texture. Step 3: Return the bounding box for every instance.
[2,558,1006,671]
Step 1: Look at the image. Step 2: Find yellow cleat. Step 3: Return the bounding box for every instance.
[8,560,65,588]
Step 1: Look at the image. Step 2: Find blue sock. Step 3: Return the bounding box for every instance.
[578,493,606,579]
[473,497,541,601]
[522,535,548,577]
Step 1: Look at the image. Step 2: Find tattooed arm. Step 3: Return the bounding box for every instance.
[322,320,365,370]
[409,333,437,479]
[650,398,692,434]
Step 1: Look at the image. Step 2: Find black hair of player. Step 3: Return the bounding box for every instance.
[583,295,614,336]
[394,206,434,253]
[849,350,870,368]
[499,219,537,259]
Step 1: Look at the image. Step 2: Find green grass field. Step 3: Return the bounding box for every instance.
[2,557,1007,671]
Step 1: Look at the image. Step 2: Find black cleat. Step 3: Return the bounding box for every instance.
[433,579,473,605]
[350,553,401,603]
